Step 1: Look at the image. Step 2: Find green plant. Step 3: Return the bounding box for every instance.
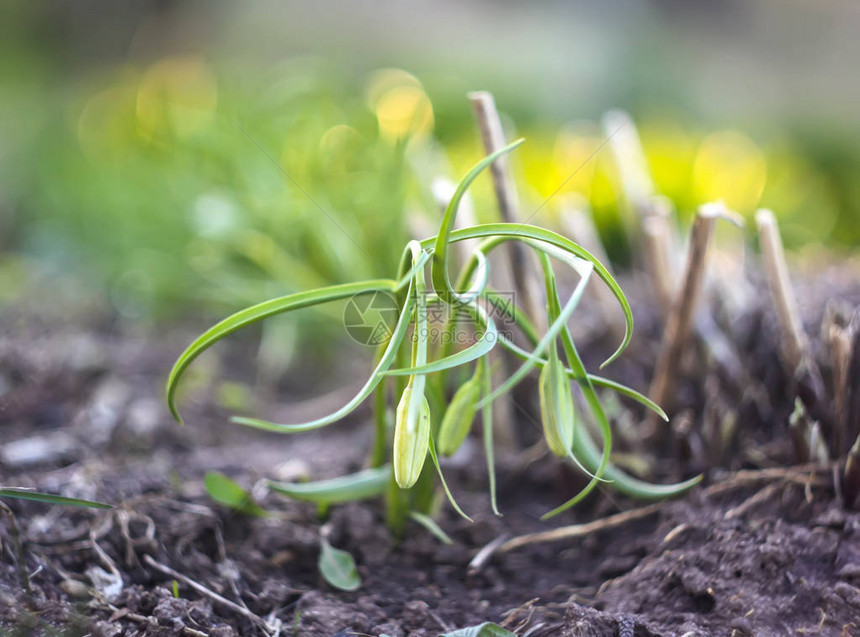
[318,533,361,592]
[203,471,267,517]
[167,139,700,536]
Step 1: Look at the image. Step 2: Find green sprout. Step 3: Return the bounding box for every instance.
[166,139,700,535]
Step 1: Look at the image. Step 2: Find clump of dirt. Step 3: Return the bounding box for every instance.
[2,259,860,636]
[572,475,860,636]
[2,457,858,636]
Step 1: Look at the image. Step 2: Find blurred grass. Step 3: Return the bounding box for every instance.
[2,23,858,327]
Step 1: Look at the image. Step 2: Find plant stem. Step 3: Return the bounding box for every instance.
[468,91,542,328]
[756,209,831,439]
[641,206,677,321]
[648,203,721,420]
[755,209,808,371]
[822,301,855,455]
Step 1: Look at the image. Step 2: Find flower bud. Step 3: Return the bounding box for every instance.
[437,376,481,456]
[393,382,431,488]
[539,346,575,457]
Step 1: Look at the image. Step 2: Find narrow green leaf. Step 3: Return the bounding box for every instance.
[0,488,111,509]
[318,538,361,592]
[476,259,593,407]
[537,255,701,519]
[421,222,633,368]
[409,511,453,545]
[538,252,611,515]
[203,472,266,517]
[383,299,498,376]
[427,433,472,522]
[535,252,604,482]
[485,317,667,420]
[268,466,390,505]
[232,273,418,433]
[432,140,525,306]
[481,364,500,516]
[561,419,703,504]
[166,279,398,423]
[454,248,489,304]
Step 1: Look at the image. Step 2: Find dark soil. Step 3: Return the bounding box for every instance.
[2,263,860,637]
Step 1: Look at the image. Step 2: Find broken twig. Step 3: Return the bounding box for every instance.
[755,209,807,371]
[756,209,830,437]
[143,555,272,634]
[498,503,663,553]
[648,203,723,416]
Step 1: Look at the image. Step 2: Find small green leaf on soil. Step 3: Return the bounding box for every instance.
[441,622,516,637]
[203,472,266,517]
[318,537,361,591]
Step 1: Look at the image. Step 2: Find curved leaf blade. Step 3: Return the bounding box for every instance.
[268,466,390,505]
[204,472,266,517]
[166,279,397,423]
[0,488,111,509]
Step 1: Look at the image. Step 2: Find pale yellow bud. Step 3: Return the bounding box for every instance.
[393,382,431,488]
[539,345,575,457]
[437,377,481,456]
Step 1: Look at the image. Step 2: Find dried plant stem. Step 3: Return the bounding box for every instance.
[143,555,271,634]
[602,109,655,214]
[468,91,542,327]
[648,204,721,414]
[468,92,520,227]
[641,209,677,319]
[499,502,663,552]
[755,209,808,371]
[473,466,829,562]
[756,209,831,437]
[468,533,510,573]
[822,302,855,454]
[704,464,828,497]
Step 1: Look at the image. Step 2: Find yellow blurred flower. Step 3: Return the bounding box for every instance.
[365,69,433,143]
[692,131,766,213]
[136,56,218,141]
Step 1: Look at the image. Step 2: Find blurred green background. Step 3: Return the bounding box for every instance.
[2,0,858,326]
